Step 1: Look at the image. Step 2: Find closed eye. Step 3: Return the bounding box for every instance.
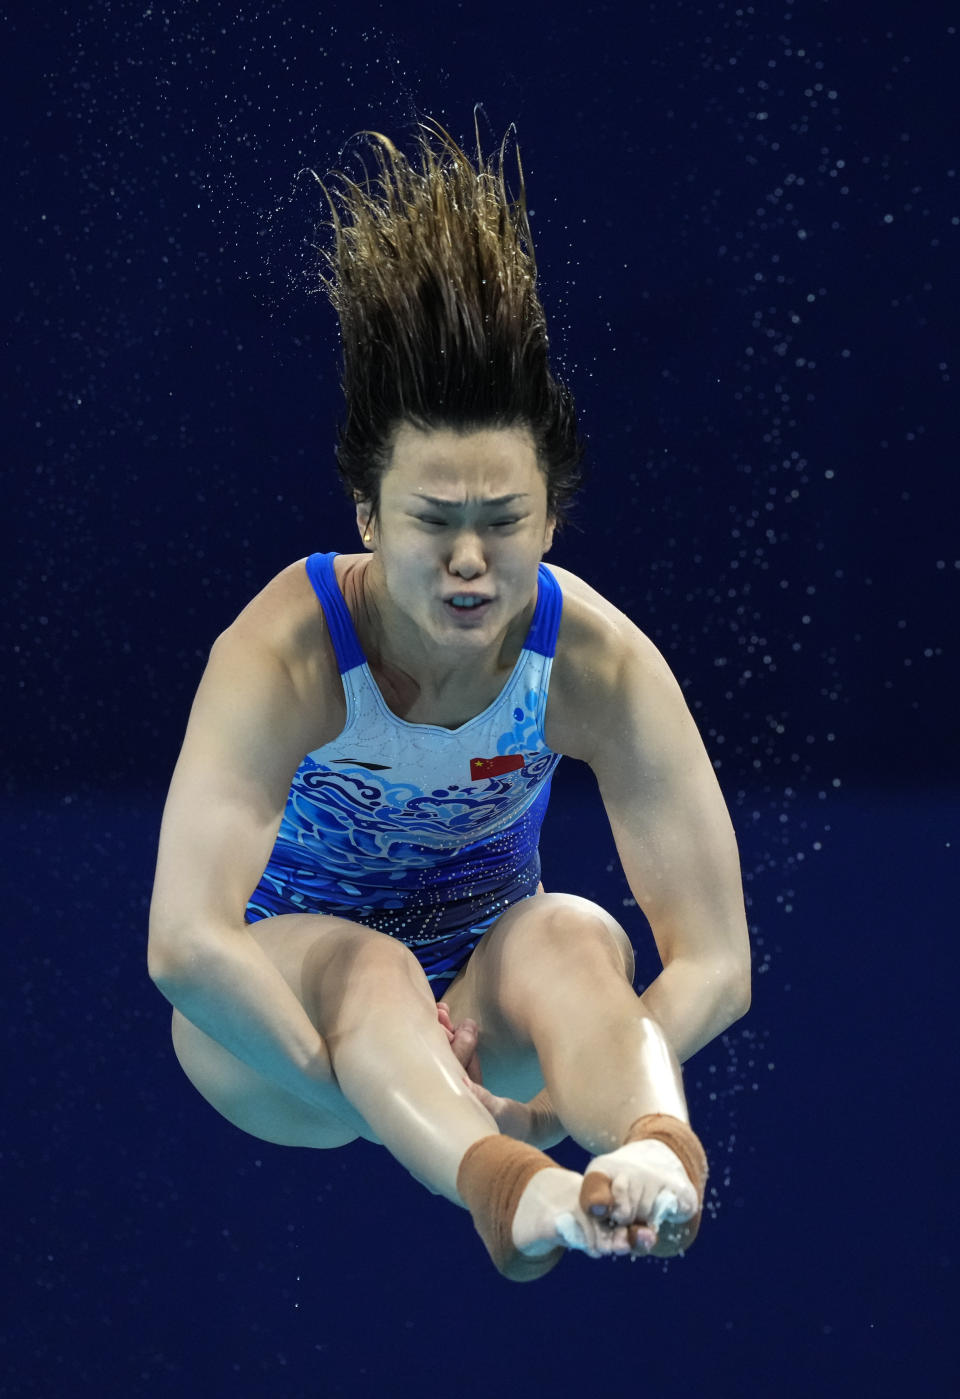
[413,515,524,528]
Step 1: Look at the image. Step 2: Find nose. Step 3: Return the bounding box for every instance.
[447,529,487,579]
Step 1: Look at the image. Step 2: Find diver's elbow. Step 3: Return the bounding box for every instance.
[720,963,752,1025]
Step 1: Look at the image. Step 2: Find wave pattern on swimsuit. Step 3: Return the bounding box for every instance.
[246,554,563,955]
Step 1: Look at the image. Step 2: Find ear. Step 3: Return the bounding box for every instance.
[541,516,556,556]
[355,498,374,549]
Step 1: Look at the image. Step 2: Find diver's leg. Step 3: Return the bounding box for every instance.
[172,913,499,1200]
[172,1006,364,1149]
[300,921,504,1204]
[173,912,628,1273]
[443,894,705,1253]
[170,913,373,1148]
[444,893,687,1150]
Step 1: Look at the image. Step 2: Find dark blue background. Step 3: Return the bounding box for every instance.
[5,1,956,1395]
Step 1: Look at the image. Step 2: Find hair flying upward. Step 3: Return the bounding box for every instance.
[317,115,584,528]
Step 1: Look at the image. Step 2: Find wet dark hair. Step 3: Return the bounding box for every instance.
[317,116,585,531]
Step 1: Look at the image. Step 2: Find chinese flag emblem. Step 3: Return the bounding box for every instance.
[470,754,526,781]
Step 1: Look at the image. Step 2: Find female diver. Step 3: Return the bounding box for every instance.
[148,119,751,1281]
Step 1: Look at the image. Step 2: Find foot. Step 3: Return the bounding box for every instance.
[511,1166,648,1261]
[581,1140,699,1255]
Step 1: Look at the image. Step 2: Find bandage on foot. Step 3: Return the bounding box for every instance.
[580,1113,709,1255]
[456,1135,566,1283]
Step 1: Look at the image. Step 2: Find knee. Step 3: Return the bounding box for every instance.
[524,895,636,983]
[304,925,433,1029]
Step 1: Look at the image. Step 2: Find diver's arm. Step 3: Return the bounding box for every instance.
[148,626,337,1108]
[587,624,752,1065]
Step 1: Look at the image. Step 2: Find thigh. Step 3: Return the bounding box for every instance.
[171,1006,365,1148]
[441,892,636,1101]
[170,913,430,1148]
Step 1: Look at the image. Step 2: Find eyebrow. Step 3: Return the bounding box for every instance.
[408,493,530,508]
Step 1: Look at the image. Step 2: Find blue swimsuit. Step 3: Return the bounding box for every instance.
[247,553,564,998]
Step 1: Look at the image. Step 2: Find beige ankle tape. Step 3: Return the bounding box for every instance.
[621,1113,709,1254]
[456,1135,565,1283]
[623,1113,708,1204]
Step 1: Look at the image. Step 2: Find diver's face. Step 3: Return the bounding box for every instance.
[361,421,555,652]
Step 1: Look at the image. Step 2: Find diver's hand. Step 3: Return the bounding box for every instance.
[437,1001,552,1143]
[466,1081,540,1141]
[437,1001,483,1084]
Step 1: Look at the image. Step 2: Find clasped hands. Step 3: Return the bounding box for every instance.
[436,1000,539,1144]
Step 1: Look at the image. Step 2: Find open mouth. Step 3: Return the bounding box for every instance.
[443,596,493,620]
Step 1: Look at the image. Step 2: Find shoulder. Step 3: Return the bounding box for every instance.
[217,555,346,742]
[227,556,319,639]
[222,557,320,671]
[544,562,685,765]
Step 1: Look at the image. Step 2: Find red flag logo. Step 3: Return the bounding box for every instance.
[470,753,526,781]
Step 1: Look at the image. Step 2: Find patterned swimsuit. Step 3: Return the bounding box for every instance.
[246,552,564,998]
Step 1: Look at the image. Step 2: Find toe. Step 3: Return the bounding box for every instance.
[627,1222,656,1253]
[580,1170,616,1221]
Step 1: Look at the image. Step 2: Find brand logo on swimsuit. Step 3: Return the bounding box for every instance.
[469,754,526,781]
[330,759,392,771]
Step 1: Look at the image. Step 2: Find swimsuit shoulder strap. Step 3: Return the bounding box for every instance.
[304,552,366,674]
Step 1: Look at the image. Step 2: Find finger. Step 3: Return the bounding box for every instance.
[464,1079,495,1109]
[451,1020,477,1051]
[449,1021,478,1069]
